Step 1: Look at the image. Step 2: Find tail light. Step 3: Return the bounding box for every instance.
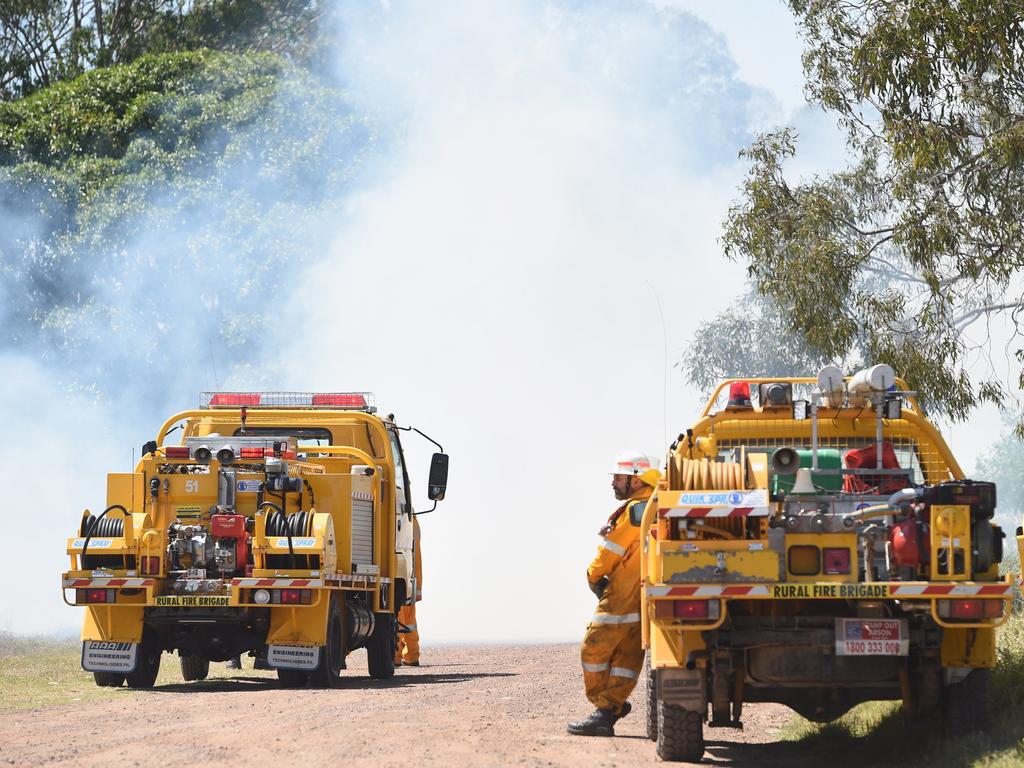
[275,589,312,605]
[937,599,1003,620]
[78,588,113,604]
[140,556,161,575]
[655,599,721,621]
[822,547,851,575]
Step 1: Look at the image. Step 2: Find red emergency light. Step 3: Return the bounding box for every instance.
[209,393,262,407]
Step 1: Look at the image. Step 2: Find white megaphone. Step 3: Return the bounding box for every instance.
[790,468,816,495]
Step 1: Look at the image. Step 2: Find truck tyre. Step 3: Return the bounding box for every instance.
[179,654,209,682]
[943,669,991,737]
[276,668,308,688]
[125,636,161,689]
[310,596,345,688]
[366,612,396,680]
[645,656,657,741]
[93,672,125,687]
[656,700,704,762]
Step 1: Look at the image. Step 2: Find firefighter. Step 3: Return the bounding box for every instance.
[567,451,660,737]
[395,516,422,666]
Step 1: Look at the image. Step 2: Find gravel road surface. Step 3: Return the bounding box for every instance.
[2,644,812,767]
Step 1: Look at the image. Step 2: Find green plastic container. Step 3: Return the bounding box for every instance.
[771,449,842,495]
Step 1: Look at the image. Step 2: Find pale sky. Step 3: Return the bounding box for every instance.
[0,0,1014,642]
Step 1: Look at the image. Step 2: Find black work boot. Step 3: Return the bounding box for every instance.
[616,702,632,721]
[567,708,618,737]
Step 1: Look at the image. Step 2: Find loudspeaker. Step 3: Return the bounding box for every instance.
[771,447,800,475]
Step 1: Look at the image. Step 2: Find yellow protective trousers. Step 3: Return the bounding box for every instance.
[395,603,420,664]
[581,618,643,713]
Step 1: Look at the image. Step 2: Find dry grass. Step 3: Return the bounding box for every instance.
[781,617,1024,767]
[0,632,275,712]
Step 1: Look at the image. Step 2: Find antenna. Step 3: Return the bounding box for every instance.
[207,335,220,391]
[645,280,669,449]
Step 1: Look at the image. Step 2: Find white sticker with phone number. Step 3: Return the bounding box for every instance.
[835,618,908,656]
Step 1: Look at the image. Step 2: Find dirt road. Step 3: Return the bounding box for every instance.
[3,644,811,767]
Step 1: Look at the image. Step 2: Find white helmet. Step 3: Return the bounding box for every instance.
[610,451,661,486]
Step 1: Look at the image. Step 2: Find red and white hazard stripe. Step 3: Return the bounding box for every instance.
[889,583,1013,597]
[646,585,771,598]
[660,506,771,519]
[231,578,324,588]
[63,578,154,588]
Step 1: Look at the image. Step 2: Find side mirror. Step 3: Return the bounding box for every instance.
[427,453,449,501]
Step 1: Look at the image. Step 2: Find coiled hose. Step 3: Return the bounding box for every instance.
[264,506,313,569]
[80,505,128,570]
[670,457,745,491]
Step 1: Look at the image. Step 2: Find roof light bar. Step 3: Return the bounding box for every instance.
[200,392,375,412]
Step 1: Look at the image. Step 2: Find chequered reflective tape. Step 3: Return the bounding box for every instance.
[646,585,771,597]
[231,578,324,588]
[659,506,771,518]
[63,578,154,588]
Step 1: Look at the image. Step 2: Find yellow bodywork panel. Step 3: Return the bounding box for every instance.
[650,623,705,668]
[107,473,144,513]
[82,606,144,643]
[941,627,995,668]
[267,596,329,646]
[654,541,779,584]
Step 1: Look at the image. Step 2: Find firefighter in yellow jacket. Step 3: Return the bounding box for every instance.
[395,516,422,666]
[568,451,659,737]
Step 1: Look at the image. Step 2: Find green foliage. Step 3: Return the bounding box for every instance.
[0,0,332,101]
[723,1,1024,420]
[0,49,374,392]
[681,289,834,396]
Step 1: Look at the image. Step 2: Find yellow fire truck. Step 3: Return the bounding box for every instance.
[61,392,448,688]
[639,367,1012,761]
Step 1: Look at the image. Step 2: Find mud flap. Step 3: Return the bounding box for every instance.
[657,668,706,712]
[82,640,138,673]
[268,644,320,670]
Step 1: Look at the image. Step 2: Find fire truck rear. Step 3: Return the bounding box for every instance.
[640,367,1012,761]
[61,391,448,688]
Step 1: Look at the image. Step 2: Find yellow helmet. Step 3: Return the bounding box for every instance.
[610,451,661,487]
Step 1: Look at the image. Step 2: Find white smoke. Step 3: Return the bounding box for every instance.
[1,0,804,638]
[284,0,769,641]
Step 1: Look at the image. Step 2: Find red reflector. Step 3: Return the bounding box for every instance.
[141,556,160,575]
[823,547,851,575]
[312,393,367,407]
[949,600,984,620]
[210,393,262,406]
[674,600,709,619]
[164,446,190,459]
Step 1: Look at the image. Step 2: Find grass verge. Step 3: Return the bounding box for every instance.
[0,632,275,711]
[780,617,1024,767]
